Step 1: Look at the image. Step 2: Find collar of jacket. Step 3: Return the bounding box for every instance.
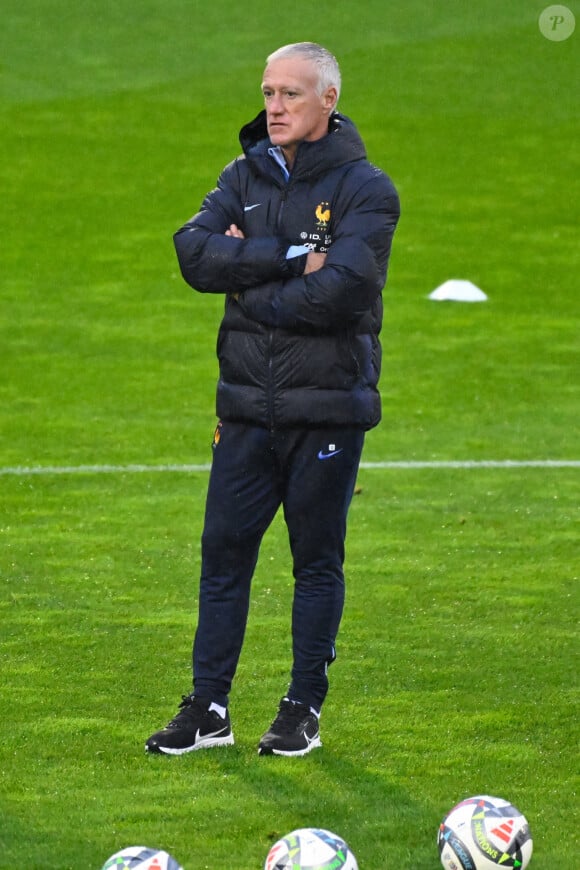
[238,110,367,181]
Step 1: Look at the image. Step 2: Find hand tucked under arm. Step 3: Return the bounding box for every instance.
[303,251,326,274]
[225,224,246,239]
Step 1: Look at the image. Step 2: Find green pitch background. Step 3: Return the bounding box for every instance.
[0,1,578,867]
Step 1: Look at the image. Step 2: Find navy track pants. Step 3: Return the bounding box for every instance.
[192,421,365,711]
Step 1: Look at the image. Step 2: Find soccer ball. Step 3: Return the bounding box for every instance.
[438,795,533,870]
[264,827,358,870]
[100,846,184,870]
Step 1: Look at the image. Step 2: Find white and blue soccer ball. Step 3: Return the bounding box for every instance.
[438,795,533,870]
[101,845,183,870]
[264,827,358,870]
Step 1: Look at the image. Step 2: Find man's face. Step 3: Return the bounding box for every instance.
[261,56,337,165]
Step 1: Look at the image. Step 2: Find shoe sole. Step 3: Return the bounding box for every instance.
[146,733,234,755]
[258,736,322,757]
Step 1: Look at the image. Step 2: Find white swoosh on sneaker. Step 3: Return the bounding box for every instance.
[268,731,322,757]
[195,726,231,745]
[152,725,233,755]
[244,203,261,212]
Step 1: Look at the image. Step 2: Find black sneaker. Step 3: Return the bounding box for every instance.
[258,698,322,756]
[145,695,234,755]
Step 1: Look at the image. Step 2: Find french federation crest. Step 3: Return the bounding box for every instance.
[315,201,331,229]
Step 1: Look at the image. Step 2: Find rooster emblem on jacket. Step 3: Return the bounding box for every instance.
[315,202,331,228]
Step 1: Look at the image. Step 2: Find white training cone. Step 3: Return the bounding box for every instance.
[428,279,488,302]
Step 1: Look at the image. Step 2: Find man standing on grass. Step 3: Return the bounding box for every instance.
[146,42,399,757]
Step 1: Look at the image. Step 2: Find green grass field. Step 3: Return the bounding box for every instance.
[1,2,578,868]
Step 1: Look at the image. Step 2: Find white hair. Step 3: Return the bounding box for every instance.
[266,42,341,103]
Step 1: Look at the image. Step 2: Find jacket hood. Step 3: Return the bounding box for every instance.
[239,110,367,180]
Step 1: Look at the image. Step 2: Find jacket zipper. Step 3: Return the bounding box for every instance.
[267,185,290,431]
[267,329,275,432]
[277,185,288,229]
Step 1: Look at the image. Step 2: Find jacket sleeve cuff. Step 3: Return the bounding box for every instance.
[283,251,307,277]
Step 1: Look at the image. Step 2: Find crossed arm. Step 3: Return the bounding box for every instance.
[225,223,326,275]
[175,171,399,332]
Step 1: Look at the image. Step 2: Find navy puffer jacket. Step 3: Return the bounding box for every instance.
[174,110,400,430]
